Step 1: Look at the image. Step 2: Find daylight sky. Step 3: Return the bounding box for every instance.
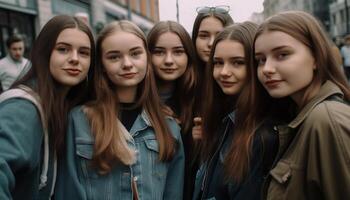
[158,0,264,32]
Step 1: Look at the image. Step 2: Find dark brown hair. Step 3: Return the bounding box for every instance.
[191,10,234,115]
[14,15,96,155]
[85,20,176,173]
[147,20,198,135]
[201,22,263,182]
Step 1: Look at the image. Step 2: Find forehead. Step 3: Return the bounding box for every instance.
[102,31,144,52]
[156,32,182,47]
[10,41,24,48]
[56,28,91,47]
[255,31,303,51]
[215,40,244,57]
[198,16,223,32]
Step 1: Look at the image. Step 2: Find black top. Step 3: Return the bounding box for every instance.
[198,113,279,200]
[119,103,142,131]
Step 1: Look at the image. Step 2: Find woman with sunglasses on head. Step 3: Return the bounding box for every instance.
[147,20,198,200]
[254,11,350,200]
[192,22,279,200]
[55,20,185,200]
[191,5,234,142]
[0,15,95,199]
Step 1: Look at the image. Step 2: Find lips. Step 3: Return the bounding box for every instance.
[64,68,81,76]
[160,68,177,73]
[120,72,137,79]
[220,81,236,87]
[265,80,282,88]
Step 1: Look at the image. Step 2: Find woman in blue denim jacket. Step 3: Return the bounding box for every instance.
[192,22,279,200]
[55,20,185,200]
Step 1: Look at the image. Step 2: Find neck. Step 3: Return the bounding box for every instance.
[158,80,175,95]
[292,84,321,109]
[117,86,137,103]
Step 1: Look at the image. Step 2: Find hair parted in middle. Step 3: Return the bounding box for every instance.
[201,21,267,182]
[147,20,198,135]
[84,20,176,174]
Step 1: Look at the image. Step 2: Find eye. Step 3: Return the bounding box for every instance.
[56,46,69,53]
[131,50,143,57]
[213,60,224,67]
[152,49,165,56]
[79,49,90,57]
[106,54,121,61]
[198,33,209,39]
[231,60,245,67]
[276,52,289,60]
[173,49,185,56]
[255,56,266,66]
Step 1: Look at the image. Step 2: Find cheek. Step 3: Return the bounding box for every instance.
[213,68,220,80]
[257,67,264,82]
[151,56,162,68]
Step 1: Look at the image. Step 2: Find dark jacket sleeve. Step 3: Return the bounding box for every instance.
[0,99,43,199]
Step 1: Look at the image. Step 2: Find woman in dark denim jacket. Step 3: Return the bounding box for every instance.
[55,20,185,200]
[192,22,279,200]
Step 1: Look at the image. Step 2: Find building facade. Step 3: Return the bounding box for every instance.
[0,0,159,58]
[262,0,334,32]
[330,0,350,38]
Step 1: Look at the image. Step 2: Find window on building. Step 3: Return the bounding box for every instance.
[146,0,151,18]
[135,0,141,13]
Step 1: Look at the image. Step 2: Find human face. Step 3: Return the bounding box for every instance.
[9,41,25,61]
[213,40,247,96]
[255,31,316,105]
[151,32,188,82]
[102,31,147,93]
[195,16,224,63]
[49,28,91,89]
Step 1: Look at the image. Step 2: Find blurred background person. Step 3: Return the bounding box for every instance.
[340,34,350,81]
[0,34,30,93]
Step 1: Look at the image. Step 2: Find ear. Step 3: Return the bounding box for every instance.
[312,61,316,70]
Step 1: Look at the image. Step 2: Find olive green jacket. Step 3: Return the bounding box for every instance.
[264,81,350,200]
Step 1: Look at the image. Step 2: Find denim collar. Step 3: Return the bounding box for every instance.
[129,110,151,136]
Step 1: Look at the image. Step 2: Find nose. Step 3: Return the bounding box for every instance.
[208,35,215,48]
[164,52,173,67]
[261,58,276,76]
[219,63,232,77]
[123,56,133,69]
[69,50,79,65]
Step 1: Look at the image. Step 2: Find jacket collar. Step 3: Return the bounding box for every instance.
[288,81,344,128]
[129,110,151,135]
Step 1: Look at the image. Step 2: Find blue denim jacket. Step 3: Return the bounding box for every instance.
[55,106,185,200]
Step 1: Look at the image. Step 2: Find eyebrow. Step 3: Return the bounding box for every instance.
[56,42,91,50]
[255,45,289,55]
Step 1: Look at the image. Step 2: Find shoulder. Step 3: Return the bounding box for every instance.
[0,98,38,118]
[301,99,350,143]
[68,105,92,139]
[305,99,350,127]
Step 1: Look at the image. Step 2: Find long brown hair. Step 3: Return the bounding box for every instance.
[85,20,176,173]
[147,20,198,134]
[201,22,263,182]
[191,10,234,114]
[254,11,350,106]
[13,15,96,155]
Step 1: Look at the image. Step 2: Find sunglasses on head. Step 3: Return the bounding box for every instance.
[196,5,230,14]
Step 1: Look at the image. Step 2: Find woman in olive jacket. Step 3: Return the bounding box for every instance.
[254,11,350,200]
